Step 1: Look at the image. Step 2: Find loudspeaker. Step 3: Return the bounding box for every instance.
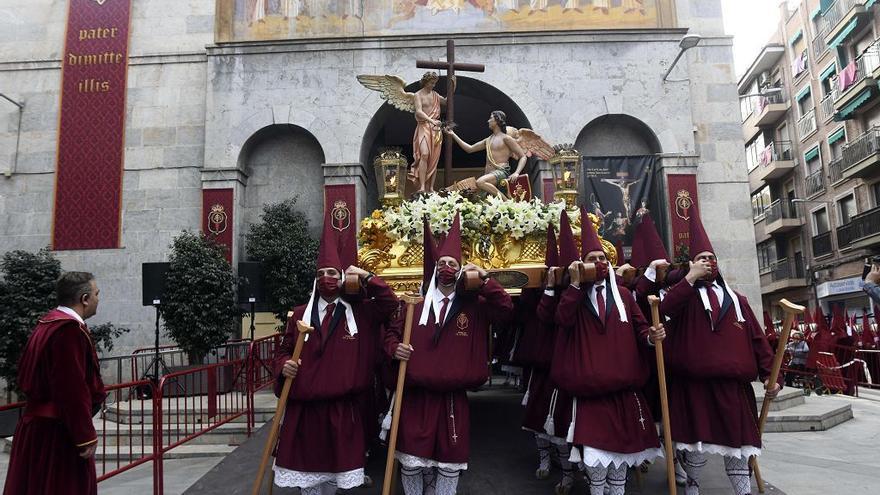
[142,262,170,306]
[238,262,265,304]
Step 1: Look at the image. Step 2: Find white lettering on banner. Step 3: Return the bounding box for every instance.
[816,277,864,299]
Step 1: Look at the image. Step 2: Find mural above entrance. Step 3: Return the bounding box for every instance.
[218,1,676,43]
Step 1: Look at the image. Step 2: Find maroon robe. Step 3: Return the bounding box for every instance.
[552,284,660,457]
[4,309,106,495]
[633,274,664,420]
[384,278,513,466]
[521,289,572,437]
[272,277,398,478]
[659,279,776,451]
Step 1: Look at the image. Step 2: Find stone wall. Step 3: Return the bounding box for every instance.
[0,0,762,355]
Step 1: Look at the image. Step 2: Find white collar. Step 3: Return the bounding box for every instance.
[431,285,456,325]
[57,306,84,325]
[696,279,745,323]
[301,280,359,336]
[318,297,340,314]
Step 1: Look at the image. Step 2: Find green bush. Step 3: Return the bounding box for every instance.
[0,248,61,389]
[161,231,240,364]
[244,197,319,323]
[90,322,130,354]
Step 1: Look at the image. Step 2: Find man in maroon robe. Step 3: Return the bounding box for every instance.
[551,210,665,495]
[385,214,513,495]
[520,219,575,493]
[4,272,106,495]
[659,213,780,495]
[272,218,399,494]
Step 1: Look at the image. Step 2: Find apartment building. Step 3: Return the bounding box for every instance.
[739,0,880,320]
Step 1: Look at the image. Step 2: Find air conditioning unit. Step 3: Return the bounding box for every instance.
[758,72,771,88]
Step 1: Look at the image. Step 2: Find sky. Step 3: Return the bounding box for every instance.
[722,0,784,78]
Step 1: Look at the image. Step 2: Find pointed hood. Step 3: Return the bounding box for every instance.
[558,210,580,266]
[763,311,775,339]
[316,216,343,271]
[630,215,669,268]
[614,240,625,266]
[815,306,830,335]
[545,223,559,267]
[436,213,462,262]
[579,206,603,257]
[688,212,715,260]
[422,216,438,295]
[803,305,813,327]
[862,311,876,348]
[831,305,846,336]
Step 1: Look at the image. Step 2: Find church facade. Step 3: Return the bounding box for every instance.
[0,0,760,352]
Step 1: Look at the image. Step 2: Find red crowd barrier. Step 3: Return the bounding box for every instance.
[1,335,281,495]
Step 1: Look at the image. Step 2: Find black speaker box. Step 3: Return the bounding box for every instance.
[238,262,265,304]
[142,262,170,306]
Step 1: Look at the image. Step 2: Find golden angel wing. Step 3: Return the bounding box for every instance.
[509,128,555,161]
[356,74,415,113]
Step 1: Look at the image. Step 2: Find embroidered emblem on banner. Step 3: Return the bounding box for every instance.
[674,190,693,221]
[208,204,228,235]
[331,200,351,232]
[456,313,469,336]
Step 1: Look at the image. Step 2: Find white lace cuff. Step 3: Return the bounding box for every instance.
[675,441,760,459]
[272,465,364,489]
[395,451,468,471]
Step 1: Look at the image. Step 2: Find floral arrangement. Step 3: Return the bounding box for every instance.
[380,192,568,242]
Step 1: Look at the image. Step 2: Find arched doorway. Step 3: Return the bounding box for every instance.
[360,76,533,208]
[574,115,664,257]
[237,124,326,253]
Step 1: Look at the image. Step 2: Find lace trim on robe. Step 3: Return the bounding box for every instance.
[675,441,761,460]
[395,451,468,471]
[571,445,664,469]
[271,465,364,489]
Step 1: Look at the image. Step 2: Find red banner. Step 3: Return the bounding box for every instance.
[53,0,132,250]
[203,189,234,263]
[666,174,700,260]
[542,178,555,204]
[324,184,358,268]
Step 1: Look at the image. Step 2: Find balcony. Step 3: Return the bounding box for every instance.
[805,168,826,197]
[761,257,810,295]
[797,108,818,141]
[831,44,880,117]
[829,156,846,184]
[752,141,797,183]
[754,92,790,127]
[812,231,834,257]
[823,0,870,49]
[837,125,880,180]
[813,26,830,60]
[837,206,880,251]
[764,199,802,235]
[820,93,836,122]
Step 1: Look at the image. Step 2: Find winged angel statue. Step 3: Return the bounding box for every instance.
[357,73,554,198]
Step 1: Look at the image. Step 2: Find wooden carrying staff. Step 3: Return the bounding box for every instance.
[648,296,676,495]
[751,298,804,494]
[382,293,425,495]
[251,321,314,495]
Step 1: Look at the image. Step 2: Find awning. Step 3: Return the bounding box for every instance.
[830,19,859,49]
[820,63,837,81]
[829,127,846,145]
[796,85,812,101]
[867,0,877,8]
[835,88,875,120]
[820,0,835,14]
[811,6,822,19]
[789,29,803,46]
[805,145,820,162]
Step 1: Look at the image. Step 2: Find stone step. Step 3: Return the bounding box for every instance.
[93,421,265,446]
[95,443,236,462]
[752,383,807,411]
[856,386,880,402]
[102,392,277,424]
[763,396,854,433]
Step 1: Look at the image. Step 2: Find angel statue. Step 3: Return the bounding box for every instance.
[357,72,455,194]
[444,110,554,198]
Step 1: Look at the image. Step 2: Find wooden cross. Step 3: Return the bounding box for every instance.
[416,39,485,188]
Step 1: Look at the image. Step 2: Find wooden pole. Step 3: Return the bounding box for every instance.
[251,321,314,495]
[382,293,425,495]
[750,298,804,494]
[648,295,676,495]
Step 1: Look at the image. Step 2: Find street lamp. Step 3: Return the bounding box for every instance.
[662,34,702,82]
[373,147,408,207]
[548,144,581,208]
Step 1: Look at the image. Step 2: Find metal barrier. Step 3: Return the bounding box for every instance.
[2,335,281,495]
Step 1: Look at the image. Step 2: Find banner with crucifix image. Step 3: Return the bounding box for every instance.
[581,156,657,257]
